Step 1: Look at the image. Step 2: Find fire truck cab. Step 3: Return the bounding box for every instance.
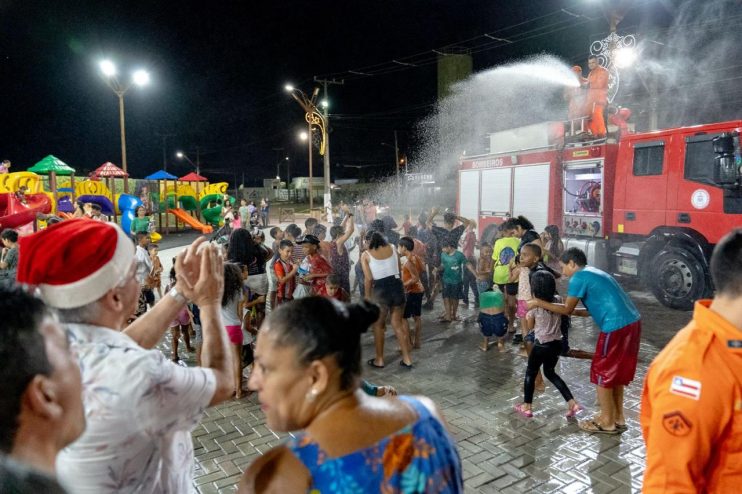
[458,120,742,310]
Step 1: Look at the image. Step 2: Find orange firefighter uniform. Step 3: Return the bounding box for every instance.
[641,300,742,493]
[585,65,609,137]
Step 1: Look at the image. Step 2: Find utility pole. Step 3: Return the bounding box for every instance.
[394,130,400,189]
[156,132,176,171]
[314,77,344,219]
[272,147,284,180]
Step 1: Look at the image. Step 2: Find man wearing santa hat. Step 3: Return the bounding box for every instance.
[16,219,234,493]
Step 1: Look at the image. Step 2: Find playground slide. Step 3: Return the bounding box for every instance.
[167,208,213,234]
[0,193,52,230]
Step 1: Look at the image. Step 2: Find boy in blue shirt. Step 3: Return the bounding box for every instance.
[529,247,641,435]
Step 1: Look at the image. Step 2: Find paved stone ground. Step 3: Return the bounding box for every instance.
[155,235,692,493]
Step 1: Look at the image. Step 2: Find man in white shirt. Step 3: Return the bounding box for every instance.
[16,219,234,493]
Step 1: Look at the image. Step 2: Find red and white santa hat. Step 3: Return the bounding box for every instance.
[17,219,135,308]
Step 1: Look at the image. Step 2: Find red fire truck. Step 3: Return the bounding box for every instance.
[457,120,742,310]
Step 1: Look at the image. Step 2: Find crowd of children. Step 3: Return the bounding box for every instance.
[138,200,641,432]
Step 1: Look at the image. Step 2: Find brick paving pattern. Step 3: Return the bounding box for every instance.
[156,241,690,493]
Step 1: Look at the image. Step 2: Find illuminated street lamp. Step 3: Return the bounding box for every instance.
[175,151,199,175]
[614,47,637,68]
[285,83,326,210]
[98,60,150,193]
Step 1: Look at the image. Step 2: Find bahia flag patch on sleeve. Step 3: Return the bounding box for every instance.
[670,376,702,400]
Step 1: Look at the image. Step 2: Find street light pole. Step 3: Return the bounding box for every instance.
[98,61,150,193]
[314,77,344,215]
[286,83,329,213]
[118,93,128,190]
[175,151,199,175]
[308,122,313,210]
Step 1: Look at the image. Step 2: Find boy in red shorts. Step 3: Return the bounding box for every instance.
[529,247,641,434]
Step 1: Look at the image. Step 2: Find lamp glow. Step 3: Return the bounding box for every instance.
[132,70,150,86]
[299,131,308,141]
[284,84,295,92]
[614,47,637,68]
[100,60,117,77]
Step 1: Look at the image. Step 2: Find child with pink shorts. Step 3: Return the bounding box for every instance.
[221,262,247,398]
[166,266,194,363]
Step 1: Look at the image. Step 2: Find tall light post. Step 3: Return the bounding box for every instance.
[314,77,344,213]
[175,151,200,175]
[298,129,314,209]
[98,60,150,193]
[285,84,327,211]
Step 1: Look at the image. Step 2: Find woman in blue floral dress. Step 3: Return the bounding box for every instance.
[240,297,463,493]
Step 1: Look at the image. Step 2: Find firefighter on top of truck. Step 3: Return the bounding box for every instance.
[641,229,742,493]
[584,55,609,138]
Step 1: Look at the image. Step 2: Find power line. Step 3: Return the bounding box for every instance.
[314,4,592,81]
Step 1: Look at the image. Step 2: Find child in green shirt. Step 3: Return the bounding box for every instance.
[478,287,507,352]
[438,240,476,322]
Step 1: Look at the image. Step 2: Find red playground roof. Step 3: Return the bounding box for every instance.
[179,172,208,181]
[91,162,128,178]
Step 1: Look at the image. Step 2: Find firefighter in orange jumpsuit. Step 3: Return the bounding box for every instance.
[641,229,742,493]
[584,55,609,137]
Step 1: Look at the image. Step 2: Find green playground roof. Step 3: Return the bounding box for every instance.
[28,155,76,176]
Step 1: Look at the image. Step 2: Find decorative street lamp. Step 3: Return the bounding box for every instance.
[285,84,326,210]
[589,31,636,104]
[98,60,150,193]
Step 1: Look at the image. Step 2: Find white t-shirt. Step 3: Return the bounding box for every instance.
[220,291,243,326]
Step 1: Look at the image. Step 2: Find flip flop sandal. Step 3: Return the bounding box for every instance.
[566,404,584,418]
[514,403,533,418]
[366,359,385,369]
[579,419,618,434]
[615,423,628,432]
[399,361,413,369]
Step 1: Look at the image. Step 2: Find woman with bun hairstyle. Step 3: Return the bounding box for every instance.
[361,230,414,369]
[240,297,463,493]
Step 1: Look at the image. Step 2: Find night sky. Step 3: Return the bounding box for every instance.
[1,0,726,186]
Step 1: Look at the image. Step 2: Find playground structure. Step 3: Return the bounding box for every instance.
[163,182,213,234]
[0,172,52,230]
[197,182,234,227]
[0,156,235,239]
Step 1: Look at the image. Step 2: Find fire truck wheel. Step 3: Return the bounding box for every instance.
[649,247,707,311]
